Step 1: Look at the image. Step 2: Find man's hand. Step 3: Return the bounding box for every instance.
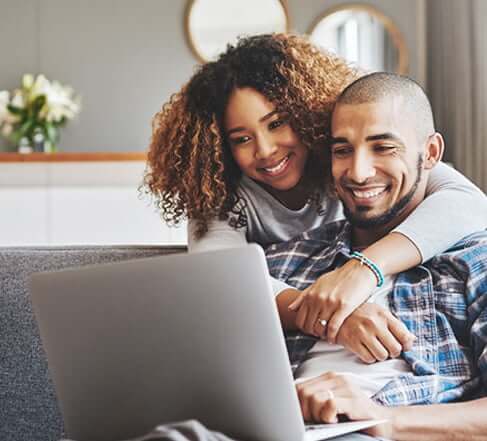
[288,259,377,342]
[336,303,416,363]
[296,372,392,439]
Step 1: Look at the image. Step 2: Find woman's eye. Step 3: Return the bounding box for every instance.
[230,135,251,145]
[269,119,286,130]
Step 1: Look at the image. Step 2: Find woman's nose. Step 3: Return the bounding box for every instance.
[255,133,278,160]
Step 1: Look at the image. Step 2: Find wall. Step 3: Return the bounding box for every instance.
[1,0,425,153]
[0,161,187,245]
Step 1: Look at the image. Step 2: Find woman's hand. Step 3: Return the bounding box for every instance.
[288,259,377,342]
[336,303,416,363]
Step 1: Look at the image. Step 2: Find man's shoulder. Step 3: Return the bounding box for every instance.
[442,230,487,255]
[428,229,487,270]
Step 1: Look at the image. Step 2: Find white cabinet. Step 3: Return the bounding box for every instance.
[0,161,187,246]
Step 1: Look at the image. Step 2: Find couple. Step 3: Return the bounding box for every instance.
[145,34,487,440]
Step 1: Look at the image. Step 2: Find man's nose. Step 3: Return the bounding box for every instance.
[255,133,278,160]
[348,152,376,183]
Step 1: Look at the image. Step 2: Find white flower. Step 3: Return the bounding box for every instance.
[42,80,81,123]
[22,74,34,90]
[1,122,13,137]
[0,90,10,124]
[31,74,51,100]
[11,90,25,109]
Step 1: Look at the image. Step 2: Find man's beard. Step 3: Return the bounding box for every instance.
[342,155,423,230]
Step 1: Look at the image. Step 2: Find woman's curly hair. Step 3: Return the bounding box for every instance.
[143,33,358,237]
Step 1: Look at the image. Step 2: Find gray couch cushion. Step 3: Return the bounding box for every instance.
[0,245,185,441]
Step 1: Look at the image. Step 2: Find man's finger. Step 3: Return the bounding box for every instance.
[288,291,306,311]
[319,393,339,423]
[295,302,309,332]
[310,391,327,422]
[363,337,389,362]
[387,317,416,351]
[297,386,312,422]
[325,308,351,343]
[356,343,377,364]
[376,328,403,358]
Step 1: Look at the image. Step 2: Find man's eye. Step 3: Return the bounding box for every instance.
[269,119,287,130]
[230,135,251,145]
[375,145,397,153]
[332,147,352,157]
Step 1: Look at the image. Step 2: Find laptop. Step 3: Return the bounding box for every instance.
[30,245,383,441]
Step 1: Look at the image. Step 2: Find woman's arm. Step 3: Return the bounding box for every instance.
[392,161,487,262]
[187,218,295,303]
[293,163,487,344]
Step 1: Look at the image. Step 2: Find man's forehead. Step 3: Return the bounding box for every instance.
[332,96,409,134]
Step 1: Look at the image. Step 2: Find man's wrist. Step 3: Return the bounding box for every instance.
[369,404,396,439]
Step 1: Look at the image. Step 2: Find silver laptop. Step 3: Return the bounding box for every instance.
[30,245,382,441]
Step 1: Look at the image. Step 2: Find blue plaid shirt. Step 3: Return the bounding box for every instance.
[265,221,487,406]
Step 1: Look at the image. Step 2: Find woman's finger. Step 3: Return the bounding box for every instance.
[295,302,309,332]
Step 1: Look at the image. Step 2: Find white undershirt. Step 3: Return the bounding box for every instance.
[295,277,411,397]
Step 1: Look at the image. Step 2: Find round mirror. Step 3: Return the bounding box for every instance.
[186,0,289,63]
[309,4,408,74]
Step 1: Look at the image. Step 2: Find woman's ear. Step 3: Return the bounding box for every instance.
[423,132,445,169]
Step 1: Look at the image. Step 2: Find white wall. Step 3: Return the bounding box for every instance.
[2,0,425,153]
[0,161,187,245]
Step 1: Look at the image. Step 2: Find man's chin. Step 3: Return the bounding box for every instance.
[347,214,387,229]
[343,205,396,229]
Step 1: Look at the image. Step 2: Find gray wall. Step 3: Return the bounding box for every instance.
[2,0,424,152]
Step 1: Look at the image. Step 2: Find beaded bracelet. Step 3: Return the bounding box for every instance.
[350,251,385,287]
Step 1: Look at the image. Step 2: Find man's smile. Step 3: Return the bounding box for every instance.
[342,184,390,206]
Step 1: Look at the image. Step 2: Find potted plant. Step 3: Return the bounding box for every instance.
[0,74,81,153]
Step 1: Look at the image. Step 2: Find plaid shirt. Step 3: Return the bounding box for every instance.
[265,221,487,406]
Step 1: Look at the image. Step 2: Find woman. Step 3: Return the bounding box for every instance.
[144,33,486,353]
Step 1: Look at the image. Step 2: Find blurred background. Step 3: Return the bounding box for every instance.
[0,0,485,245]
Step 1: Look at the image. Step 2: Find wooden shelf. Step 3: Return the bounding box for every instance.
[0,152,147,162]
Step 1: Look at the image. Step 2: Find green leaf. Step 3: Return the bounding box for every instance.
[9,131,23,146]
[31,95,46,117]
[45,122,59,145]
[18,119,35,138]
[7,104,26,116]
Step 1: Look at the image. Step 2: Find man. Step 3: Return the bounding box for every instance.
[265,72,487,440]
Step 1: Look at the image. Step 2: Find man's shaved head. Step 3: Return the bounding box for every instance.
[336,72,435,142]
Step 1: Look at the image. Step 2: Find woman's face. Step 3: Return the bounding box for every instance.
[224,87,309,193]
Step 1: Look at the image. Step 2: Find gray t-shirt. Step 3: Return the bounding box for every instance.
[231,175,343,247]
[188,161,487,295]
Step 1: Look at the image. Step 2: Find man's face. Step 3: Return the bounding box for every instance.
[330,97,427,229]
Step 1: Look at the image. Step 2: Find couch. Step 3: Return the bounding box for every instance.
[0,245,186,441]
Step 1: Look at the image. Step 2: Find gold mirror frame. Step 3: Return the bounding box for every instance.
[185,0,290,64]
[308,3,409,75]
